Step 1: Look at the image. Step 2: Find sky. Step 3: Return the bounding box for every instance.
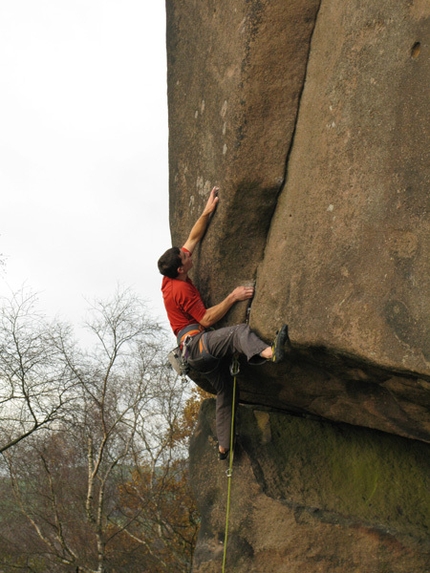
[0,1,171,337]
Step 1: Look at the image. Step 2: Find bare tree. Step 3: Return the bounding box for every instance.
[0,290,77,453]
[1,288,197,573]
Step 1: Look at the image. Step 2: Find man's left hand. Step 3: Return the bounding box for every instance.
[231,286,254,302]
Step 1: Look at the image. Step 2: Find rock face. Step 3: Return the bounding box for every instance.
[190,401,430,572]
[165,0,430,569]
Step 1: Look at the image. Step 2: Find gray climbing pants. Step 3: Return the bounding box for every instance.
[186,324,268,450]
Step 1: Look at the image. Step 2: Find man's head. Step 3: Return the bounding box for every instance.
[158,247,193,279]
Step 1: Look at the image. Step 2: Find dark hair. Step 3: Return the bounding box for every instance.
[157,247,182,278]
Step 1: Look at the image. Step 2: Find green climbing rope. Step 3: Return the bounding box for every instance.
[221,355,239,573]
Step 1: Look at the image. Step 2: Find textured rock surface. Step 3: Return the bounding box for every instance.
[253,0,430,375]
[190,401,430,572]
[165,0,430,569]
[166,0,430,443]
[166,0,320,316]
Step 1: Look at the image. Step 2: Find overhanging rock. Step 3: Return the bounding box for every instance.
[166,0,430,570]
[166,0,430,445]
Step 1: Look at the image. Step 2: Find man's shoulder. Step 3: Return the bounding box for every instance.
[176,277,197,292]
[161,275,172,291]
[162,276,197,293]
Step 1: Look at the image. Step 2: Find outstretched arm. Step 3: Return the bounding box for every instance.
[183,187,219,254]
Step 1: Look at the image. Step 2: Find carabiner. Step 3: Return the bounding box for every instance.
[229,355,240,376]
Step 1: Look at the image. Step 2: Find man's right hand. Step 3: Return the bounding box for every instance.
[202,186,219,216]
[183,186,220,254]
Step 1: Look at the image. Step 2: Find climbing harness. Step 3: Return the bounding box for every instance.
[167,324,205,377]
[167,336,191,376]
[221,354,240,573]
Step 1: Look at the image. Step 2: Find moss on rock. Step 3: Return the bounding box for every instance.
[242,406,430,540]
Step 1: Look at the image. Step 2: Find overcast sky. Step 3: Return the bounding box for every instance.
[0,1,171,337]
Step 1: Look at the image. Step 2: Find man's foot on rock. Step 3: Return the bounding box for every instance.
[272,324,288,363]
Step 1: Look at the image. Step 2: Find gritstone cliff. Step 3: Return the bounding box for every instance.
[166,1,430,571]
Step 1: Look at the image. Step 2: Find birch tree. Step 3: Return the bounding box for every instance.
[0,289,198,573]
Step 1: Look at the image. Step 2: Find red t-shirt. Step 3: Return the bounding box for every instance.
[161,250,207,335]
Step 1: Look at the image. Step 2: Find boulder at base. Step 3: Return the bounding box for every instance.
[190,400,430,572]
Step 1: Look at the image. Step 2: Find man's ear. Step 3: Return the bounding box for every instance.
[177,266,184,275]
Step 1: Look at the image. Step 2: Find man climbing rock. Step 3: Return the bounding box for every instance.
[158,186,287,459]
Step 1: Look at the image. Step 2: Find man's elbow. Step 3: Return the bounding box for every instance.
[199,313,213,329]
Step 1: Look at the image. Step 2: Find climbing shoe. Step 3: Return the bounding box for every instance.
[271,324,288,363]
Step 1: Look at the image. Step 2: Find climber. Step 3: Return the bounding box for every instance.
[158,186,288,459]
